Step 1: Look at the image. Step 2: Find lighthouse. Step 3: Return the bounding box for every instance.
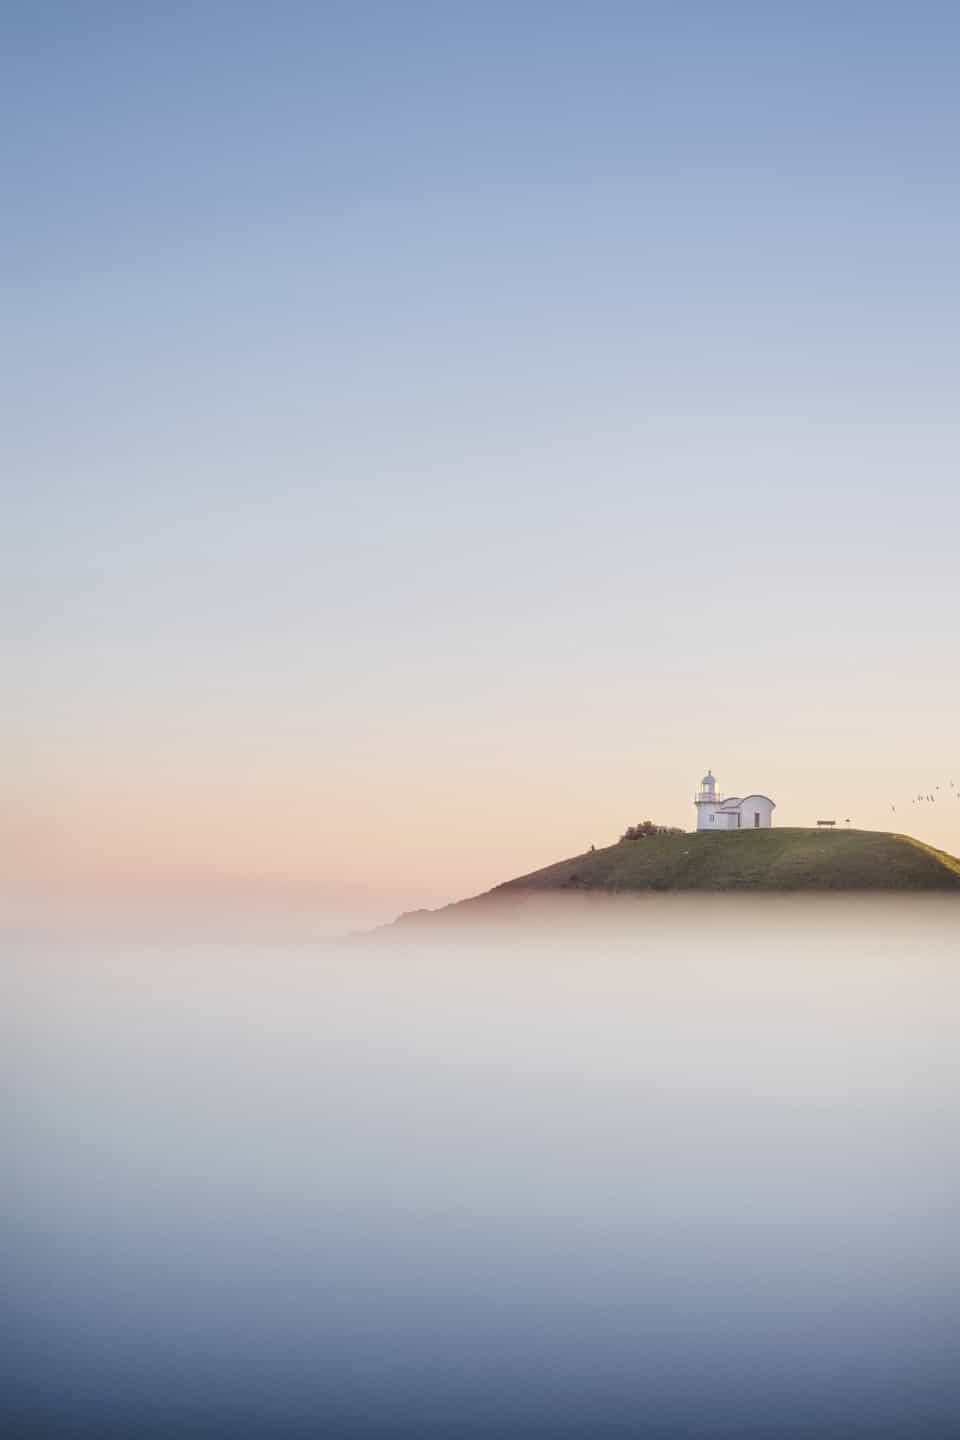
[695,770,721,829]
[694,770,775,832]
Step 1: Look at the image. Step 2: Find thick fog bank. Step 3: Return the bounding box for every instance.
[7,899,959,1436]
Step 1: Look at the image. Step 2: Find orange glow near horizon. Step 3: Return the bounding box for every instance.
[7,742,960,927]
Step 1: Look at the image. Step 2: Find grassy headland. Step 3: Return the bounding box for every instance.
[387,829,960,929]
[491,828,960,894]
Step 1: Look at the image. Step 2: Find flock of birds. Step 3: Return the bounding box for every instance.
[889,779,958,816]
[830,779,958,828]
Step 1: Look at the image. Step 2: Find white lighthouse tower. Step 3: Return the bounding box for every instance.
[695,770,720,830]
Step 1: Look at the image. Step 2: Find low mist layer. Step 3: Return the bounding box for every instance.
[7,896,960,1436]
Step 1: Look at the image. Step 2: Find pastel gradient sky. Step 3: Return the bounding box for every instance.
[5,2,959,923]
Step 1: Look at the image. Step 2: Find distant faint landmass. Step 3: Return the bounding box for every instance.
[391,828,960,928]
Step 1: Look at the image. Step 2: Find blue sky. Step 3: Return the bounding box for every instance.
[5,3,959,916]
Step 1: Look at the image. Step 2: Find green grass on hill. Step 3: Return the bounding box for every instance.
[492,828,960,894]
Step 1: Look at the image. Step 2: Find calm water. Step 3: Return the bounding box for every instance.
[7,897,960,1437]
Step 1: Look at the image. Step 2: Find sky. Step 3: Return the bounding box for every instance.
[4,2,959,924]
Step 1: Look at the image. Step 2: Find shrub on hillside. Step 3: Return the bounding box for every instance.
[620,821,685,841]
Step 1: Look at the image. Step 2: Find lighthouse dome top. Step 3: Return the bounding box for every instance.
[701,770,715,786]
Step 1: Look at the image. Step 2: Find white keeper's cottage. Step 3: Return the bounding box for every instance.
[694,771,775,832]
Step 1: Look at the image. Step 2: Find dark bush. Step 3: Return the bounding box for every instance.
[621,821,685,841]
